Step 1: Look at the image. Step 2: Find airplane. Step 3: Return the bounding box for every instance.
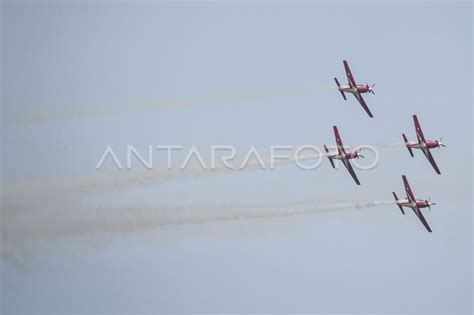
[324,126,364,185]
[334,60,375,118]
[392,175,436,232]
[402,115,445,174]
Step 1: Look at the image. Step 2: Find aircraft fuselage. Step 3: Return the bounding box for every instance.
[406,140,440,150]
[397,199,431,209]
[328,151,360,160]
[339,84,370,94]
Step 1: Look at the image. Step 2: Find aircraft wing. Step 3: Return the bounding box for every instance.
[402,175,416,202]
[411,205,433,233]
[343,60,357,88]
[353,93,374,118]
[421,148,441,174]
[342,159,361,185]
[413,115,426,142]
[333,126,346,155]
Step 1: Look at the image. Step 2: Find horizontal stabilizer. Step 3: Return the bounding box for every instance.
[402,134,414,157]
[334,78,347,100]
[324,145,335,168]
[392,192,405,214]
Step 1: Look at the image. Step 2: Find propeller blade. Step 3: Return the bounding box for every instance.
[370,83,375,94]
[438,137,446,147]
[428,196,436,210]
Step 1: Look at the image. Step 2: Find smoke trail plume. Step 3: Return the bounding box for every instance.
[3,199,395,254]
[5,85,335,123]
[4,143,404,205]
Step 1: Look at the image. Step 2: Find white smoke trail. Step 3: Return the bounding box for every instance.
[3,143,404,206]
[2,199,396,267]
[3,151,327,206]
[3,199,395,248]
[5,85,335,123]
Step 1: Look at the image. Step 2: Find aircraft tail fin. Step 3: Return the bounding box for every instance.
[334,78,347,100]
[392,192,405,215]
[402,134,414,157]
[324,145,335,168]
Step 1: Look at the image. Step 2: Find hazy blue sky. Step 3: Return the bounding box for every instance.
[1,1,472,314]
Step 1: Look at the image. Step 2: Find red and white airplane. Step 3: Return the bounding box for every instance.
[392,175,436,232]
[402,115,445,174]
[334,60,375,118]
[324,126,364,185]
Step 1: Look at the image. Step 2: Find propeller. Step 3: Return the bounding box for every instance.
[426,197,436,210]
[367,83,376,95]
[357,149,365,159]
[437,137,446,148]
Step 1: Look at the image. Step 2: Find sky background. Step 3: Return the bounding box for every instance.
[1,1,472,314]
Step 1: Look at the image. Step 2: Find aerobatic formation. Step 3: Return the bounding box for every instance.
[331,60,445,232]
